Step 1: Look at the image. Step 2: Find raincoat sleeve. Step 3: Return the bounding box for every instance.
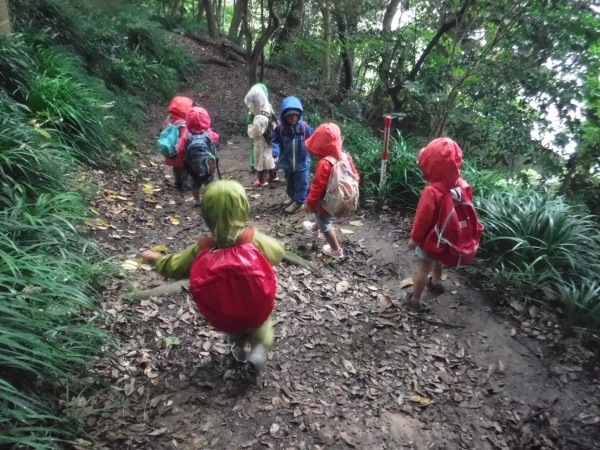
[410,186,438,245]
[154,243,202,280]
[306,159,332,213]
[253,231,285,266]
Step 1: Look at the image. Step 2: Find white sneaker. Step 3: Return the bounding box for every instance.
[302,221,321,238]
[322,244,344,258]
[247,344,268,372]
[281,197,294,207]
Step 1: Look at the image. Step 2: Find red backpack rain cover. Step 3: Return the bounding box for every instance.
[422,180,484,267]
[189,228,276,333]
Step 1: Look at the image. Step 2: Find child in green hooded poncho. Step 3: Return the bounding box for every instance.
[141,180,285,374]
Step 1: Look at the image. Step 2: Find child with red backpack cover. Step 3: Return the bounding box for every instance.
[302,123,360,259]
[400,137,483,309]
[161,96,194,190]
[179,107,221,205]
[141,180,285,376]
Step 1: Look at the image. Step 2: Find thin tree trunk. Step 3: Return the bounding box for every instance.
[241,0,253,55]
[272,0,305,55]
[248,0,280,85]
[202,0,219,38]
[228,0,243,40]
[0,0,11,35]
[317,0,332,83]
[334,10,352,100]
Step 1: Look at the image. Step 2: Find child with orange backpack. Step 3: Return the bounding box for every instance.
[399,137,483,309]
[302,122,360,259]
[141,180,284,378]
[157,96,194,190]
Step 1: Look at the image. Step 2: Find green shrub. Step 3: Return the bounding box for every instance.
[0,186,115,448]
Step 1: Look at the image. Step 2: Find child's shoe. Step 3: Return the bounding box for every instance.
[322,244,344,258]
[427,278,446,296]
[281,197,294,207]
[399,291,421,310]
[253,179,268,187]
[247,344,267,372]
[284,202,304,214]
[302,221,321,238]
[231,342,250,362]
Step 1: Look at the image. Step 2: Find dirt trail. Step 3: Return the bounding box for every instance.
[83,35,600,449]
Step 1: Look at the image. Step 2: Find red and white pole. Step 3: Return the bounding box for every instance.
[379,115,392,195]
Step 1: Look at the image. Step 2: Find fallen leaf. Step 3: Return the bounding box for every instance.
[349,220,364,227]
[124,378,135,396]
[342,359,356,374]
[409,395,432,406]
[147,427,168,436]
[121,260,139,271]
[169,217,181,225]
[151,245,167,252]
[340,228,354,234]
[142,184,154,195]
[269,423,280,435]
[399,278,414,289]
[378,294,394,310]
[165,336,181,347]
[336,281,350,293]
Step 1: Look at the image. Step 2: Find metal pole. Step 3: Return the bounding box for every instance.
[379,115,392,198]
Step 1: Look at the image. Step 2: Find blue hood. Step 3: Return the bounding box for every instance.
[280,96,304,123]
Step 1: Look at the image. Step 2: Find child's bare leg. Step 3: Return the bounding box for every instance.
[412,259,434,300]
[431,261,443,284]
[324,229,341,252]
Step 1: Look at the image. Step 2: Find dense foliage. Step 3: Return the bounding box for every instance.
[0,1,190,447]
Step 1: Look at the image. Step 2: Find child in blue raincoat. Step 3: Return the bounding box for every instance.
[273,96,314,214]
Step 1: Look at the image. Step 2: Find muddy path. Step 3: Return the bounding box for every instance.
[81,35,600,449]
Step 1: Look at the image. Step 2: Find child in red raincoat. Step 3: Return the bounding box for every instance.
[400,137,473,309]
[162,96,194,190]
[302,122,359,258]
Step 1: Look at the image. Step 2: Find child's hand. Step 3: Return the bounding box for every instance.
[407,239,417,250]
[141,250,161,264]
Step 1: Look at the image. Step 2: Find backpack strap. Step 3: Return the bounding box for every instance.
[324,155,339,165]
[197,227,255,250]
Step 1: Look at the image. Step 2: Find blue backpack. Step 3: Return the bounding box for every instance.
[157,120,184,158]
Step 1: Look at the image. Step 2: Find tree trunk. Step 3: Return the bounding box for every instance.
[248,0,280,85]
[197,0,205,22]
[317,0,332,83]
[0,0,11,35]
[228,0,243,40]
[334,10,352,100]
[272,0,305,55]
[241,0,253,55]
[168,0,182,26]
[202,0,219,38]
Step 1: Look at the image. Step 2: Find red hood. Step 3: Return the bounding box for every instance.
[305,122,343,159]
[186,107,212,133]
[418,137,463,188]
[168,96,193,120]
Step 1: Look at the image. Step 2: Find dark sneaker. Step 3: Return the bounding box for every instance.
[284,202,303,214]
[247,344,267,373]
[399,291,422,310]
[427,279,446,296]
[281,198,294,207]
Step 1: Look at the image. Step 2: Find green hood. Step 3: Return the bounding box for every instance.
[255,83,268,95]
[201,180,249,247]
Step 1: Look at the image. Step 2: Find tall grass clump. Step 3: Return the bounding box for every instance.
[13,0,192,100]
[343,121,423,206]
[0,185,114,449]
[478,189,600,325]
